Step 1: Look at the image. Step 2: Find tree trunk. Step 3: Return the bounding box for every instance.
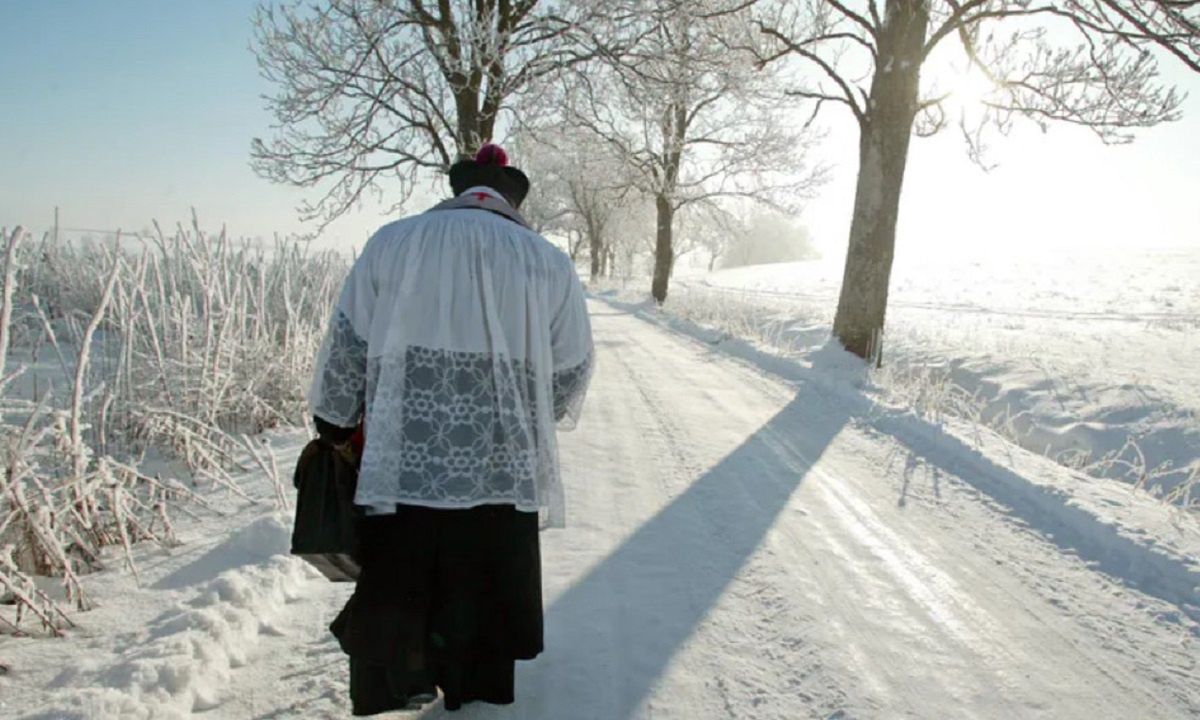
[588,217,603,282]
[832,0,929,363]
[651,194,674,303]
[451,77,497,156]
[568,230,584,262]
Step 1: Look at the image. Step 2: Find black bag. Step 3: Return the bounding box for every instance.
[290,438,362,582]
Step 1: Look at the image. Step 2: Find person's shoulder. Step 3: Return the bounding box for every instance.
[502,222,564,260]
[368,217,419,244]
[523,229,577,273]
[358,216,424,259]
[467,212,573,269]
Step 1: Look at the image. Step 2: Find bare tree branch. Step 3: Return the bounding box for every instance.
[251,0,614,229]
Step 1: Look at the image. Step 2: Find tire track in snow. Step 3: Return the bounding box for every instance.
[608,346,702,499]
[601,315,857,717]
[594,302,1190,718]
[598,306,1016,715]
[870,433,1200,716]
[603,327,747,716]
[734,414,1020,717]
[607,312,1008,683]
[723,371,1179,716]
[531,311,852,718]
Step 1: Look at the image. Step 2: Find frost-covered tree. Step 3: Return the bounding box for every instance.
[749,0,1200,361]
[515,128,633,280]
[251,0,607,227]
[565,0,824,303]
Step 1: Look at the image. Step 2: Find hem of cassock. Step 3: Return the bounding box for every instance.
[353,495,543,514]
[333,504,543,713]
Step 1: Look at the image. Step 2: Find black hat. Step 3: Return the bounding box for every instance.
[448,144,531,208]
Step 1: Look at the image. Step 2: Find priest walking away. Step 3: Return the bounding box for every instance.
[308,144,594,715]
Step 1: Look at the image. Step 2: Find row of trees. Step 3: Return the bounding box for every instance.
[516,130,816,280]
[252,0,1200,363]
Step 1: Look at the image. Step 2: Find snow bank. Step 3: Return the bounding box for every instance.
[39,514,320,719]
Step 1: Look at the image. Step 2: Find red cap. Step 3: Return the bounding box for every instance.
[474,144,509,167]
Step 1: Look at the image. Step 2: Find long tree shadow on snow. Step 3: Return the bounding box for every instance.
[624,301,1200,630]
[513,365,853,718]
[420,299,1200,718]
[603,302,1200,626]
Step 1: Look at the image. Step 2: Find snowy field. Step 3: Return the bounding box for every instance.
[2,237,1199,719]
[2,293,1199,719]
[671,244,1200,507]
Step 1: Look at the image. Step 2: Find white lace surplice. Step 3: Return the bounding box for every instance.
[309,189,593,528]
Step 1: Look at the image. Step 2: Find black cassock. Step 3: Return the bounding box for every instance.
[330,502,543,715]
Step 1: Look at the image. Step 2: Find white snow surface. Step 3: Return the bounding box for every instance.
[678,245,1200,503]
[3,297,1199,719]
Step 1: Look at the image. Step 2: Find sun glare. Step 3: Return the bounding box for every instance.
[942,64,998,114]
[956,67,996,106]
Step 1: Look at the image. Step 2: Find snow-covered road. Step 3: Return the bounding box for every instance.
[491,300,1196,720]
[484,300,1190,720]
[6,300,1197,719]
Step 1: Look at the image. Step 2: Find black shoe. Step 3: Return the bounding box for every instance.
[405,691,438,709]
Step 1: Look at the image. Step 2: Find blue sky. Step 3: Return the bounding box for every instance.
[1,1,1197,254]
[0,0,387,244]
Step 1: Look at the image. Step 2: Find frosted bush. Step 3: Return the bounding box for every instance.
[0,219,347,630]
